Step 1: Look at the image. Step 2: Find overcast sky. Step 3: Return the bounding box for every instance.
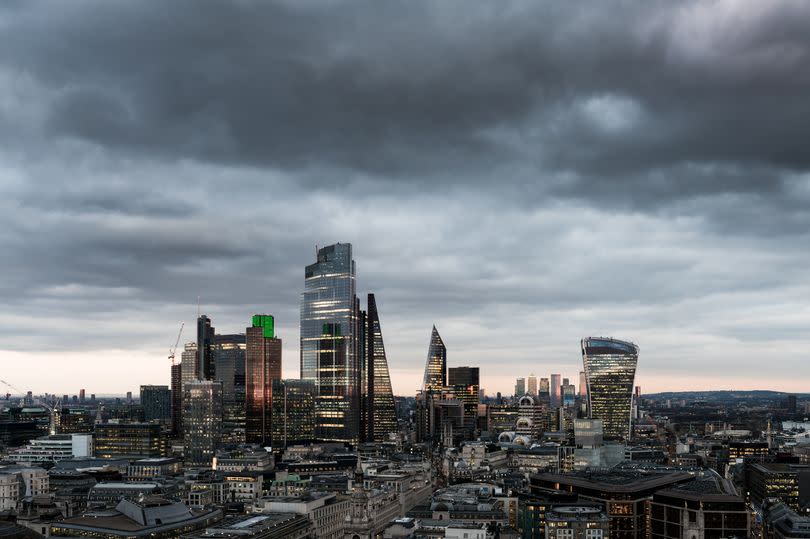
[2,0,809,397]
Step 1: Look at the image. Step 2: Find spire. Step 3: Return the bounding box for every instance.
[422,325,447,391]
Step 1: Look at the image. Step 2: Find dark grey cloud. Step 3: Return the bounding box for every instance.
[1,0,809,393]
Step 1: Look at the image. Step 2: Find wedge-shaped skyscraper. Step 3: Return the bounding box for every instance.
[365,294,397,442]
[422,325,447,391]
[581,337,639,441]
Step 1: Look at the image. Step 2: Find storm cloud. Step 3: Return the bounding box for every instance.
[1,0,809,395]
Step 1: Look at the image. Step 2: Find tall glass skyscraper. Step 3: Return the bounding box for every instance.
[366,294,397,443]
[196,315,215,381]
[581,337,639,442]
[246,315,282,445]
[300,243,359,443]
[422,326,446,391]
[550,373,561,407]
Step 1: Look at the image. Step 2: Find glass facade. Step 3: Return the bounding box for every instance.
[300,243,359,443]
[366,293,397,442]
[196,315,216,381]
[140,385,171,423]
[550,374,561,408]
[213,334,247,443]
[245,320,282,445]
[581,337,639,442]
[182,380,223,466]
[270,379,316,449]
[422,326,447,391]
[94,423,166,459]
[170,363,182,436]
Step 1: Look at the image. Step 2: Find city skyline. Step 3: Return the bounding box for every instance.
[3,1,810,396]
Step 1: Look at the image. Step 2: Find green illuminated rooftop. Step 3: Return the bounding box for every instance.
[252,314,275,338]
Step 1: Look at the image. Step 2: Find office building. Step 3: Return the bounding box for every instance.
[94,423,167,459]
[749,463,810,511]
[213,333,246,405]
[579,371,587,398]
[516,394,548,439]
[140,385,171,424]
[170,363,182,436]
[183,380,223,466]
[301,243,360,443]
[562,383,576,407]
[550,374,561,408]
[650,482,749,539]
[180,342,198,390]
[245,315,282,445]
[581,337,639,442]
[365,294,397,442]
[449,367,481,435]
[10,434,93,465]
[517,491,579,539]
[531,468,695,539]
[449,366,480,388]
[79,389,85,403]
[197,314,216,381]
[51,497,221,538]
[423,325,447,391]
[270,379,316,450]
[527,375,538,396]
[546,505,609,539]
[213,333,246,444]
[515,378,526,397]
[539,377,550,397]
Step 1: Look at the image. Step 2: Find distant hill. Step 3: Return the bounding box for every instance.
[644,390,809,400]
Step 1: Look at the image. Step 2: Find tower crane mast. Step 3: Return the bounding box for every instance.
[169,322,184,365]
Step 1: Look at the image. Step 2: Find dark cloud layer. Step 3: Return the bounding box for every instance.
[1,0,809,393]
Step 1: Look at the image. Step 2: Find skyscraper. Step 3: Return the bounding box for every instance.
[300,243,359,443]
[182,380,223,466]
[365,294,397,443]
[422,326,447,391]
[449,366,480,434]
[539,377,550,396]
[550,374,561,407]
[170,363,182,436]
[527,375,538,396]
[579,371,588,398]
[271,379,316,450]
[213,333,246,443]
[140,385,171,424]
[245,315,282,445]
[581,337,639,442]
[196,315,215,381]
[515,378,526,397]
[180,342,198,390]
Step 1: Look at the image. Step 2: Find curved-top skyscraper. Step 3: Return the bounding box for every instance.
[581,337,639,442]
[301,243,358,443]
[422,326,446,391]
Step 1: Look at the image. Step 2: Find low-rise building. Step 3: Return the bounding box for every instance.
[545,505,609,539]
[127,457,183,481]
[10,434,93,465]
[252,492,350,539]
[183,513,313,539]
[214,448,274,473]
[94,422,167,460]
[530,467,696,539]
[50,496,221,537]
[0,465,49,511]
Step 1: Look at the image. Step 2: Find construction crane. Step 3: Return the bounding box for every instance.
[169,322,184,365]
[0,379,60,435]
